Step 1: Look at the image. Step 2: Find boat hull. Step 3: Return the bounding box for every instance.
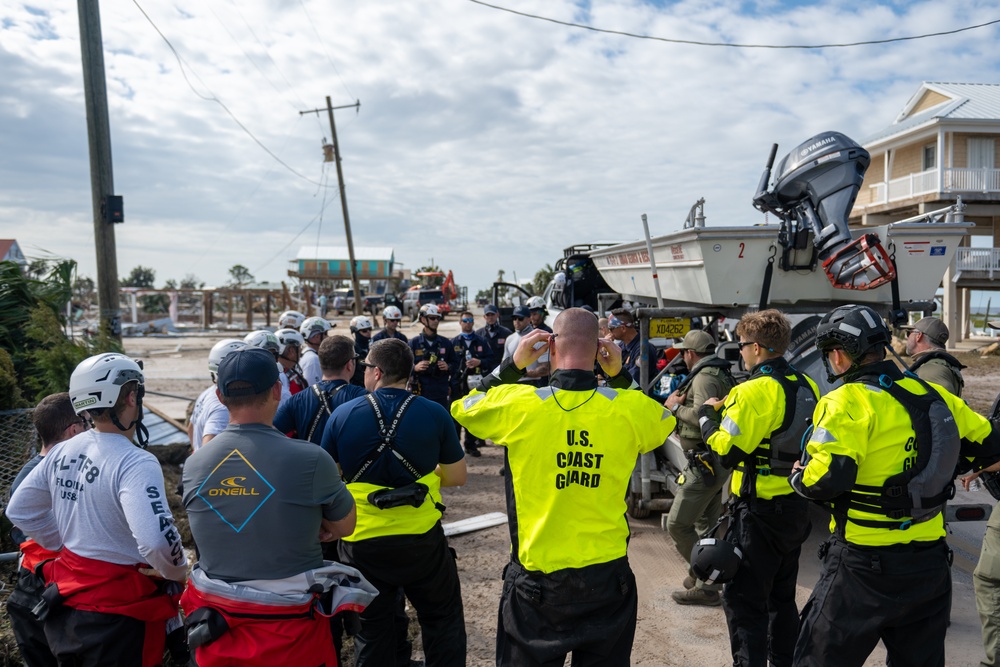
[589,223,970,308]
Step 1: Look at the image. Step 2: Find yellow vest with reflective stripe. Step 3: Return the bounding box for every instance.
[342,471,443,542]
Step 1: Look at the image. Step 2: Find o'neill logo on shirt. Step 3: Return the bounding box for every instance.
[196,449,275,532]
[209,476,261,496]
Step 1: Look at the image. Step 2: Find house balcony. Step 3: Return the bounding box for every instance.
[954,247,1000,282]
[867,167,1000,206]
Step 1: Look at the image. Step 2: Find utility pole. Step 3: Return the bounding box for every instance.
[299,97,363,316]
[78,0,121,341]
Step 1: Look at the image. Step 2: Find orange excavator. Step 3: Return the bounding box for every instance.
[409,270,459,316]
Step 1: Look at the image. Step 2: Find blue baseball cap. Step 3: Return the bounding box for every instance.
[513,306,530,319]
[484,304,499,315]
[217,348,279,397]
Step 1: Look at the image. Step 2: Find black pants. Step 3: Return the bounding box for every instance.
[44,606,146,667]
[722,496,811,667]
[339,523,466,667]
[794,536,951,667]
[496,557,637,667]
[6,568,58,667]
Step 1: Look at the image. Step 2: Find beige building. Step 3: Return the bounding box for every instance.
[850,82,1000,344]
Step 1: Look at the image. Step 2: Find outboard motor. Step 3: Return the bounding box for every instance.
[753,131,895,290]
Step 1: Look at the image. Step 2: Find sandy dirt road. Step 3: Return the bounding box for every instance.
[128,320,1000,667]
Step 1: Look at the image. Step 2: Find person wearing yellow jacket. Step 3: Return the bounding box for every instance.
[698,309,819,667]
[790,304,1000,667]
[452,308,677,667]
[323,338,468,667]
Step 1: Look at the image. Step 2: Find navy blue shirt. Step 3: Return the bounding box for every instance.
[322,388,463,488]
[409,332,458,402]
[274,379,369,445]
[622,335,658,383]
[450,332,493,389]
[372,329,407,344]
[475,323,512,374]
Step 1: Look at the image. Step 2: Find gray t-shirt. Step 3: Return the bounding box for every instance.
[182,423,354,582]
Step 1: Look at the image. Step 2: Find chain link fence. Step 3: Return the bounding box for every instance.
[0,408,37,622]
[0,409,37,510]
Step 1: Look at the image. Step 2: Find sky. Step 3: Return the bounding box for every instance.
[2,0,1000,297]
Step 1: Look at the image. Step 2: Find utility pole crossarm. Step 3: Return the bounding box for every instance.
[298,97,363,316]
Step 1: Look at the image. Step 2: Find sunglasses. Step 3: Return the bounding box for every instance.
[425,316,441,321]
[737,341,755,349]
[461,318,474,323]
[386,318,401,323]
[357,359,379,371]
[512,316,526,321]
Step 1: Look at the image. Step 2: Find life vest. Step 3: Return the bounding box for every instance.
[909,349,966,397]
[39,548,180,667]
[746,367,816,477]
[341,394,445,541]
[674,356,737,442]
[835,369,960,531]
[181,563,377,667]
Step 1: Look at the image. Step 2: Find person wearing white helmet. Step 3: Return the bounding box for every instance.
[276,327,309,394]
[300,316,333,386]
[526,296,552,334]
[245,330,293,406]
[408,304,459,411]
[349,316,374,387]
[278,310,306,331]
[190,339,247,451]
[7,353,188,665]
[372,305,407,344]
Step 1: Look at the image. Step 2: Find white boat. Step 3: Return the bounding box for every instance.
[589,221,971,310]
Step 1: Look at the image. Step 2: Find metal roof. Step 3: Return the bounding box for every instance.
[142,406,189,447]
[291,246,395,262]
[863,82,1000,147]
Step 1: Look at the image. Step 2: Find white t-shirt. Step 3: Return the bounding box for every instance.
[190,385,229,450]
[300,347,322,386]
[7,430,188,581]
[502,329,548,372]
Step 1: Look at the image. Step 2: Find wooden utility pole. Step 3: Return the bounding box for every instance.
[78,0,121,341]
[299,98,363,316]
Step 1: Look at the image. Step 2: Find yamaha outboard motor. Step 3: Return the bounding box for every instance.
[753,131,895,290]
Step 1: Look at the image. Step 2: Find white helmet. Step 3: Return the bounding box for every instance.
[350,315,373,333]
[300,316,333,340]
[69,353,144,414]
[419,303,440,318]
[526,296,545,310]
[208,339,248,379]
[277,310,306,330]
[244,330,281,356]
[383,305,402,321]
[275,328,305,355]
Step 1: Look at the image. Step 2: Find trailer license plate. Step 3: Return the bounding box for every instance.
[649,318,690,338]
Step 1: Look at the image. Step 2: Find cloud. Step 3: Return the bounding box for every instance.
[2,0,999,297]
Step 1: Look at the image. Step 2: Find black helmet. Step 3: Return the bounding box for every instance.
[690,538,743,585]
[815,304,890,360]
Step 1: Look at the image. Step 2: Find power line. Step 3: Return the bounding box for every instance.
[298,0,356,101]
[131,0,334,188]
[465,0,1000,49]
[251,193,341,275]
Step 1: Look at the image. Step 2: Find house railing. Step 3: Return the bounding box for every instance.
[955,247,1000,279]
[865,167,1000,205]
